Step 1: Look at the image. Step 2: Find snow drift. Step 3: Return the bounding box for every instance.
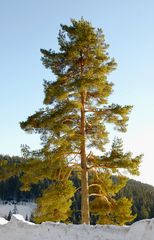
[0,214,154,240]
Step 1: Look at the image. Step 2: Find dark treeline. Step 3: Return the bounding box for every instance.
[0,154,48,202]
[0,175,45,202]
[0,154,154,223]
[117,179,154,222]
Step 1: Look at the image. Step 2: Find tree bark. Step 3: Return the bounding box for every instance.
[80,91,89,224]
[80,51,90,224]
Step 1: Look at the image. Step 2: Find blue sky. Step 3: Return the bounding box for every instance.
[0,0,154,185]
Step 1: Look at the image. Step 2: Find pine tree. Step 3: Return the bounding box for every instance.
[12,204,18,214]
[25,214,29,221]
[18,18,142,224]
[7,210,12,221]
[30,213,34,223]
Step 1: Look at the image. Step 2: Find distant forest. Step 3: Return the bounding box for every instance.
[0,154,154,223]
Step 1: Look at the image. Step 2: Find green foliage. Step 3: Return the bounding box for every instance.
[34,180,75,223]
[0,155,49,201]
[118,179,154,222]
[91,197,135,225]
[0,154,24,181]
[97,138,142,176]
[88,174,135,225]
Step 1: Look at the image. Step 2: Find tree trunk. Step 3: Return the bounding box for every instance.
[80,91,89,224]
[79,50,89,224]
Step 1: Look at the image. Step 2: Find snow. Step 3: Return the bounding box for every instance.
[0,217,8,225]
[0,201,36,219]
[0,214,154,240]
[11,214,35,225]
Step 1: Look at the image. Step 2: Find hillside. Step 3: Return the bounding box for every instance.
[0,201,36,220]
[0,154,154,223]
[118,179,154,221]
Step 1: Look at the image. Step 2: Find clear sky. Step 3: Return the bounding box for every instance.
[0,0,154,185]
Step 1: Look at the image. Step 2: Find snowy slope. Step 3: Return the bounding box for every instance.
[0,214,154,240]
[0,202,36,219]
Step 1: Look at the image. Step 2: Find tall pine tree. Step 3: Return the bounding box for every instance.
[19,18,142,224]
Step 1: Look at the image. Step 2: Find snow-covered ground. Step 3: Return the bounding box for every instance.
[0,202,36,219]
[0,214,154,240]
